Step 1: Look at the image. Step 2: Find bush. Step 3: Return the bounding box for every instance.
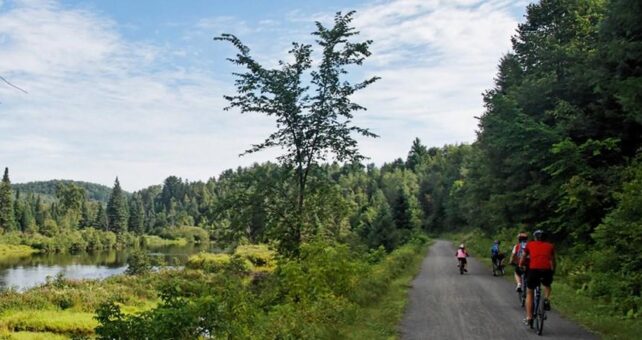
[125,251,153,276]
[234,244,275,271]
[96,238,430,339]
[160,226,209,244]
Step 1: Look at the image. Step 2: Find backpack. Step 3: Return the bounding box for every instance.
[511,241,527,264]
[491,244,500,256]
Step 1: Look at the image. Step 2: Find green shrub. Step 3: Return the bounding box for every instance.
[160,226,209,244]
[234,244,275,271]
[186,253,232,272]
[125,251,152,276]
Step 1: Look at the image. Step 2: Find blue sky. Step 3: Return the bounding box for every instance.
[0,0,533,191]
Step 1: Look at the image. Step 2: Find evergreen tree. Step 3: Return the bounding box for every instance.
[79,201,92,228]
[128,195,145,234]
[406,138,429,171]
[0,167,16,231]
[13,189,23,231]
[392,187,413,243]
[34,196,46,229]
[94,204,108,231]
[107,177,129,233]
[363,190,398,251]
[20,201,37,233]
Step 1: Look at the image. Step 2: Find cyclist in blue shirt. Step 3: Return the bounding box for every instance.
[490,240,504,272]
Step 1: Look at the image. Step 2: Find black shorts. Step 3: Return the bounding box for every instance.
[512,264,525,276]
[458,258,467,264]
[526,269,553,289]
[491,253,505,262]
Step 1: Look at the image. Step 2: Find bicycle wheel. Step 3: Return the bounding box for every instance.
[518,274,526,307]
[535,289,545,335]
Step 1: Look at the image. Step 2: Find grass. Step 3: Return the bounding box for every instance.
[554,283,641,340]
[142,235,188,247]
[186,244,276,273]
[341,241,430,339]
[0,244,37,260]
[0,331,69,340]
[448,229,642,340]
[0,310,97,336]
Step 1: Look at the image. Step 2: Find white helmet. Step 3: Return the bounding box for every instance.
[459,244,465,249]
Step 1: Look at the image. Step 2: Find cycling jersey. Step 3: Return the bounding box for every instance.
[456,249,468,258]
[524,241,555,270]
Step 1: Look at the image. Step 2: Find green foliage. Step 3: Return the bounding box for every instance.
[159,226,209,243]
[216,11,378,255]
[590,160,642,314]
[0,309,97,336]
[125,251,152,276]
[0,168,16,232]
[13,180,114,203]
[96,238,428,339]
[234,244,275,271]
[106,178,128,233]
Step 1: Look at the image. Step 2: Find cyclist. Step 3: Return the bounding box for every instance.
[510,232,528,291]
[490,240,504,272]
[456,244,469,272]
[520,230,555,327]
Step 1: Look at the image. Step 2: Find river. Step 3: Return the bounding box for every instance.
[0,243,217,291]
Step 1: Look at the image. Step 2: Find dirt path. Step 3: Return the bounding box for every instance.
[399,240,598,339]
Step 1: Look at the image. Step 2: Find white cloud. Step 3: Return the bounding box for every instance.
[0,0,532,190]
[0,0,277,190]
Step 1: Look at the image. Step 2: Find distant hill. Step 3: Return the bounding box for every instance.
[13,180,117,203]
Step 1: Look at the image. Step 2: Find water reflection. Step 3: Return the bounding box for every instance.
[0,243,217,291]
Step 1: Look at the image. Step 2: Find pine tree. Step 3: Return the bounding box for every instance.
[406,138,429,171]
[20,201,37,233]
[107,177,128,233]
[34,196,46,229]
[0,168,16,231]
[79,201,92,228]
[13,189,23,231]
[392,187,412,230]
[94,204,108,230]
[128,195,144,234]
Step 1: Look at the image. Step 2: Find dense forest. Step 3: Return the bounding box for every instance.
[0,0,639,337]
[14,180,114,203]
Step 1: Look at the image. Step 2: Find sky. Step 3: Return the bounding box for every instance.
[0,0,533,191]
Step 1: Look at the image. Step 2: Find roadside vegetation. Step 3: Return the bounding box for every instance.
[0,0,638,339]
[453,230,641,339]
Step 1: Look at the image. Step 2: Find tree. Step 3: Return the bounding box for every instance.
[217,11,378,253]
[94,204,108,230]
[56,183,86,228]
[406,138,429,171]
[128,195,145,234]
[0,168,16,231]
[107,177,128,233]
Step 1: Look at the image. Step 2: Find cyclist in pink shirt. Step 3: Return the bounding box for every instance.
[456,244,469,272]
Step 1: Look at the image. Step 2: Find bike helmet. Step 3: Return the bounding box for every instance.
[459,244,465,249]
[533,229,546,241]
[494,240,500,244]
[517,232,528,241]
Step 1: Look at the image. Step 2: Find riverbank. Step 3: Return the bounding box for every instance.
[449,230,641,340]
[0,238,430,338]
[0,244,37,260]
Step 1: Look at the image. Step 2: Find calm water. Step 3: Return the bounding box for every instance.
[0,243,217,291]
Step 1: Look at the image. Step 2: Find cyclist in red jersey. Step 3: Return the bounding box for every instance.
[510,232,528,291]
[520,230,555,327]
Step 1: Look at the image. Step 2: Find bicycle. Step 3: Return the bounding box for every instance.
[492,254,505,276]
[458,258,466,275]
[517,271,526,307]
[531,281,547,335]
